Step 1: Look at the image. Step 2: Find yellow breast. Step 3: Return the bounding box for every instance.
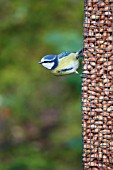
[51,53,79,75]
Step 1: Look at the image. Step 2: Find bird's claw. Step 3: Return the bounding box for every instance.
[80,74,87,78]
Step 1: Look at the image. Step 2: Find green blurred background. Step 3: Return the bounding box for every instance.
[0,0,83,169]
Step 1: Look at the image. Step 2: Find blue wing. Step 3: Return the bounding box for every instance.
[58,52,71,59]
[57,67,73,73]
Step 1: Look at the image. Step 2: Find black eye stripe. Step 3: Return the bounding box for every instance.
[43,61,54,63]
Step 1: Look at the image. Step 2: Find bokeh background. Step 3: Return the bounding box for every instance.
[0,0,83,170]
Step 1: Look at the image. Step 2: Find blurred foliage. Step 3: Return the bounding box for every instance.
[0,0,83,169]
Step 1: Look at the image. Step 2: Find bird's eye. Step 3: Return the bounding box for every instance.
[43,61,49,63]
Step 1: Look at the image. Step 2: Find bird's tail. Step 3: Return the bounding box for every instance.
[76,49,84,59]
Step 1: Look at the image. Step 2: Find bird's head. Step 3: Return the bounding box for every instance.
[38,54,58,70]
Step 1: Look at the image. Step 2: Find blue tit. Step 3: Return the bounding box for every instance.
[38,49,83,76]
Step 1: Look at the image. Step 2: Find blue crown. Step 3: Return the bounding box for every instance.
[43,55,56,61]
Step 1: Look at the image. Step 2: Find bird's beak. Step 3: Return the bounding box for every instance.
[38,61,42,64]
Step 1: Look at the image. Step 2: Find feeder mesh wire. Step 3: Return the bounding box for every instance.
[82,0,113,169]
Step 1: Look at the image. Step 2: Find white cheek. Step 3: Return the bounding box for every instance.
[42,62,54,70]
[41,58,45,62]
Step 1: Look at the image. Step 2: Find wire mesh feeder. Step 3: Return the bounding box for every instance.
[82,0,113,170]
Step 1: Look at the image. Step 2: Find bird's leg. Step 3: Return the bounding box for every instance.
[76,54,84,59]
[76,49,84,59]
[79,74,87,78]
